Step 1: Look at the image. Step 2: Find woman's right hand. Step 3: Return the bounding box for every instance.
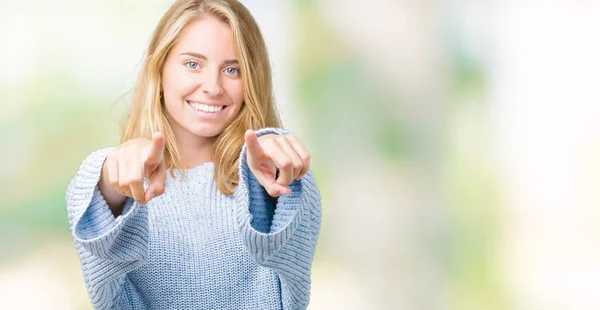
[100,132,167,212]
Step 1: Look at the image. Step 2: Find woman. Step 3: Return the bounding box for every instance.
[65,0,322,309]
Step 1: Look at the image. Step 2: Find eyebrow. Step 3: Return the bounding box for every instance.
[180,52,239,65]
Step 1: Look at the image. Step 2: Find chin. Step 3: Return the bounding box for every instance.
[188,123,226,138]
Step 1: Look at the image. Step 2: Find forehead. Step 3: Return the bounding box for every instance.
[172,15,238,59]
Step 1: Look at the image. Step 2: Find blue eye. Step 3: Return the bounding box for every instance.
[186,61,199,69]
[224,67,240,75]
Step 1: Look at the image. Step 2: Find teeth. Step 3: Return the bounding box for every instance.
[188,101,223,113]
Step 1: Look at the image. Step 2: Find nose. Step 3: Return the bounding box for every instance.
[201,70,222,97]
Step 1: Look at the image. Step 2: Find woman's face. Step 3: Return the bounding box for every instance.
[161,15,243,143]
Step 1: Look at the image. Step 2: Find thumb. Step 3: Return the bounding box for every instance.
[265,182,291,197]
[145,132,165,166]
[144,162,166,203]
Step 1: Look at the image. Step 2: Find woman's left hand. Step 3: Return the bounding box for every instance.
[244,129,311,197]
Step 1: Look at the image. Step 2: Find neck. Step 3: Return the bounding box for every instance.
[172,129,217,169]
[179,139,216,169]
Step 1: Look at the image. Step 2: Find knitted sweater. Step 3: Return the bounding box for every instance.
[65,128,322,310]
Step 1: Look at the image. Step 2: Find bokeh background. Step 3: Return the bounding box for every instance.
[1,0,599,309]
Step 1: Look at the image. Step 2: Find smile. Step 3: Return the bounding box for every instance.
[186,101,226,113]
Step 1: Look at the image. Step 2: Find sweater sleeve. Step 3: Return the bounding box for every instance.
[234,128,323,310]
[65,147,149,310]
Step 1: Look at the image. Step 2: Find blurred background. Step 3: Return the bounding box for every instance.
[1,0,599,309]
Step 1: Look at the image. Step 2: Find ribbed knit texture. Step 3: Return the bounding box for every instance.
[65,128,322,310]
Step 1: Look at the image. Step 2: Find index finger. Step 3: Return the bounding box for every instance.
[244,129,267,160]
[145,132,165,166]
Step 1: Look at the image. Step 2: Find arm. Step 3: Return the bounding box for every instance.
[234,128,322,310]
[65,148,149,309]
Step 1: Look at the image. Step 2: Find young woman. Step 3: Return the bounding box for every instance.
[65,0,322,309]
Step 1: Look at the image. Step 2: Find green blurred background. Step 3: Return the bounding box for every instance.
[1,0,599,309]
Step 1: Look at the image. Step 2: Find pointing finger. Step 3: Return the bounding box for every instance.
[244,129,267,161]
[145,132,165,166]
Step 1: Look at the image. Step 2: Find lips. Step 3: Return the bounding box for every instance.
[186,100,227,113]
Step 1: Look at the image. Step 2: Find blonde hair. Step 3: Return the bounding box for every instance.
[121,0,281,195]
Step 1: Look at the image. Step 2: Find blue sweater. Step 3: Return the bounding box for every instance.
[65,128,322,310]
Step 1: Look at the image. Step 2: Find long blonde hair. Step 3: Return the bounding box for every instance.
[121,0,281,195]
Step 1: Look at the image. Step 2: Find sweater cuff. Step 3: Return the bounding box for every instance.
[73,188,140,246]
[67,147,148,261]
[73,185,119,240]
[235,127,307,263]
